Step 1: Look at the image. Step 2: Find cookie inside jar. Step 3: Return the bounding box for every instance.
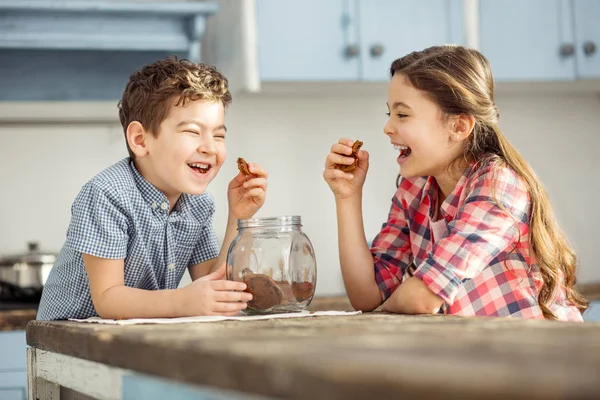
[240,268,315,314]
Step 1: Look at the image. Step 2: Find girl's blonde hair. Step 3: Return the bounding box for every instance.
[390,45,588,319]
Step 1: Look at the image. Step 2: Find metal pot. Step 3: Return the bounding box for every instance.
[0,242,56,290]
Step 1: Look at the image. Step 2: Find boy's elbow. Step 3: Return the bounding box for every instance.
[93,300,116,319]
[91,286,122,319]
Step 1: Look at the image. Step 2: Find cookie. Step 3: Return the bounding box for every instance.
[237,157,251,176]
[338,140,363,172]
[242,270,283,310]
[291,281,315,302]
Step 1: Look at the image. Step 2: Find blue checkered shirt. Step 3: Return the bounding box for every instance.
[37,158,220,320]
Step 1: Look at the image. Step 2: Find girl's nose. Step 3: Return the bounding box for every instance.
[383,120,394,136]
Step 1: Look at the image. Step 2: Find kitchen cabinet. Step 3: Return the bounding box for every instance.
[0,1,218,101]
[573,0,600,78]
[0,389,25,400]
[256,0,465,82]
[0,331,27,400]
[479,0,600,81]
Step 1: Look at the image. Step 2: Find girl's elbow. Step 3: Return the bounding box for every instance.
[349,293,381,312]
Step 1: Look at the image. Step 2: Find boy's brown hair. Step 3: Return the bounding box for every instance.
[118,56,232,159]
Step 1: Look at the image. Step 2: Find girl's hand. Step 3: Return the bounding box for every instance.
[382,277,445,314]
[178,264,252,316]
[228,161,268,220]
[323,138,369,200]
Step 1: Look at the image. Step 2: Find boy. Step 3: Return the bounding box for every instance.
[37,57,267,320]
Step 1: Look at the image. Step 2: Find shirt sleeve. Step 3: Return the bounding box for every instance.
[188,206,220,267]
[65,181,129,259]
[372,192,413,302]
[413,165,530,305]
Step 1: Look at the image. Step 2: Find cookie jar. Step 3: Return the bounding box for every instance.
[226,216,317,314]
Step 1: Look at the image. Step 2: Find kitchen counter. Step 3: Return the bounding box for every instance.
[0,308,37,331]
[25,297,600,400]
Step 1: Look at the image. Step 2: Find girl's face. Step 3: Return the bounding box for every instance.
[384,73,464,179]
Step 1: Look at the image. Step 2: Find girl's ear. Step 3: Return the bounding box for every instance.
[126,121,150,157]
[450,114,476,141]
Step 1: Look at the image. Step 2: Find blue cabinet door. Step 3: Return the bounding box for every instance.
[357,0,465,82]
[0,389,25,400]
[573,0,600,78]
[256,0,360,81]
[479,0,577,81]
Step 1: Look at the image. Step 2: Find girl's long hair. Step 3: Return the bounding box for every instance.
[390,45,588,319]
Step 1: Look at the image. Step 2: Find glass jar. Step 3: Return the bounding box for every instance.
[226,216,317,314]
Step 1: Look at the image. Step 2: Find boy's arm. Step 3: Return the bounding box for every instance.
[189,215,238,281]
[85,252,250,319]
[83,254,179,319]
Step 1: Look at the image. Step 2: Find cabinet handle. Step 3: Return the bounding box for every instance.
[344,44,360,58]
[583,41,597,56]
[370,44,385,58]
[559,43,575,57]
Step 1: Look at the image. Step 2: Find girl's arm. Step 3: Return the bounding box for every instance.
[325,138,413,311]
[335,195,381,311]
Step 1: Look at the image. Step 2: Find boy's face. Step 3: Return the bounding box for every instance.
[143,99,227,201]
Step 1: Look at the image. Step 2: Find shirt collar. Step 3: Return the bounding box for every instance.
[129,159,191,215]
[423,162,478,219]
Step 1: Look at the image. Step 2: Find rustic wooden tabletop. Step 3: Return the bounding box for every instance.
[26,298,600,400]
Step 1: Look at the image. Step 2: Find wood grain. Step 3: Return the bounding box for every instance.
[0,308,37,331]
[26,305,600,400]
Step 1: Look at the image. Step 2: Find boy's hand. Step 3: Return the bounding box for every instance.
[381,277,445,314]
[178,264,252,316]
[323,138,369,200]
[228,161,268,220]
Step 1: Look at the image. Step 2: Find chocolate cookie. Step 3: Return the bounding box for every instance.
[242,270,283,310]
[338,140,363,172]
[291,281,315,302]
[237,157,251,176]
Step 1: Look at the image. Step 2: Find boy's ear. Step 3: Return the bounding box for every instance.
[450,114,476,142]
[126,121,150,157]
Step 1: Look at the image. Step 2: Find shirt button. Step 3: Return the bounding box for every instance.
[167,263,175,271]
[161,202,168,210]
[151,202,158,209]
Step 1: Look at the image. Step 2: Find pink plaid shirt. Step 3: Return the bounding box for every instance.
[371,160,582,321]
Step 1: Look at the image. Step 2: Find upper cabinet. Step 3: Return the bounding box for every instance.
[479,0,600,81]
[572,0,600,78]
[256,0,359,81]
[256,0,465,82]
[0,1,218,101]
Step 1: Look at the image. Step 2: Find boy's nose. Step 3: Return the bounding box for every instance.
[197,137,217,154]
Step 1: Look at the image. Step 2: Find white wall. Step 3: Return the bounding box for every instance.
[1,90,599,295]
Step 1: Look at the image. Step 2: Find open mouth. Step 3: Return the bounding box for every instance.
[394,144,412,158]
[188,162,212,175]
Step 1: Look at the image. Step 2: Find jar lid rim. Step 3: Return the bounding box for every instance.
[238,215,301,228]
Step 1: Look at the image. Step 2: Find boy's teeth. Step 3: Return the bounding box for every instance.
[189,163,209,169]
[393,144,409,151]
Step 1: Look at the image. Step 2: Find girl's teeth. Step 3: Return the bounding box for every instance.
[393,144,412,157]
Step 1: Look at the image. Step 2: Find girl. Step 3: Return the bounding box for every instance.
[323,45,587,321]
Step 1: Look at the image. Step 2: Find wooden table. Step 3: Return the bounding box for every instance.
[0,309,38,331]
[0,308,37,399]
[25,297,600,400]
